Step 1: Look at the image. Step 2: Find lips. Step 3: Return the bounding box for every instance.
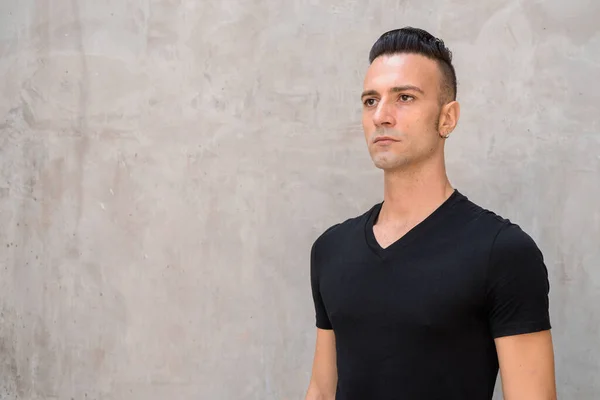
[374,136,399,144]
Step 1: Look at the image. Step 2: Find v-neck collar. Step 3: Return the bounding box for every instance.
[364,190,463,259]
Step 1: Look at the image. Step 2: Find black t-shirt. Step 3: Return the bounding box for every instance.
[310,190,551,400]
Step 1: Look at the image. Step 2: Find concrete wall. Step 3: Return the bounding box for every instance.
[0,0,598,399]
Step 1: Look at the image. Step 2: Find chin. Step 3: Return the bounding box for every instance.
[372,155,410,170]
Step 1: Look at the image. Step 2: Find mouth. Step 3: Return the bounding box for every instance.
[373,136,399,144]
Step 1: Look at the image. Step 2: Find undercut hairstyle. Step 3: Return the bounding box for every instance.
[368,27,457,104]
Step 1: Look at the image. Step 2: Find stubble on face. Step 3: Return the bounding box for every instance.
[368,127,409,170]
[361,54,446,173]
[370,117,446,172]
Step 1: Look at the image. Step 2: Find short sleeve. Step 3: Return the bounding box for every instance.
[310,238,333,330]
[486,223,551,338]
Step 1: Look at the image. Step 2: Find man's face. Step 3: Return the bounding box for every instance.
[361,53,446,171]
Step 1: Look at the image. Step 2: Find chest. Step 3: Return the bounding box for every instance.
[319,249,488,333]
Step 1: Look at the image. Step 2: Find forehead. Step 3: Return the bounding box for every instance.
[363,53,442,96]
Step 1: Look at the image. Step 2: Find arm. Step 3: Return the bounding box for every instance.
[307,229,340,399]
[495,330,557,400]
[486,224,556,399]
[305,328,337,400]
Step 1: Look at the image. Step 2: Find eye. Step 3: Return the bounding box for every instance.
[399,94,414,102]
[363,98,377,107]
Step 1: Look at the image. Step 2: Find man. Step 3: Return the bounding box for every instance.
[305,27,556,400]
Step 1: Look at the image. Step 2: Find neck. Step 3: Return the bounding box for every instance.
[379,158,454,224]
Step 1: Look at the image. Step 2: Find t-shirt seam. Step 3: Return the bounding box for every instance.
[484,221,512,298]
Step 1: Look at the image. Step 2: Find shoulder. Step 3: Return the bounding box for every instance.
[468,206,548,287]
[454,192,544,260]
[311,203,379,254]
[491,222,544,264]
[456,193,508,229]
[466,196,542,257]
[456,193,529,242]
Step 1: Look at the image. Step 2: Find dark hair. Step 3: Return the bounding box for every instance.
[368,27,457,104]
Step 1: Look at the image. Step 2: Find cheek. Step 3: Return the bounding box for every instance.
[396,107,421,127]
[401,114,438,149]
[409,108,438,132]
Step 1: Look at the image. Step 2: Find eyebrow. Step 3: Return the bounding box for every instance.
[360,85,425,99]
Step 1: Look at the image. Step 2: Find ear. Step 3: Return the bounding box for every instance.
[438,101,460,138]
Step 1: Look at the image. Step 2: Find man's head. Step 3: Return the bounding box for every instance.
[362,27,460,172]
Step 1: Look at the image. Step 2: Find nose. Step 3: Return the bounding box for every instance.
[372,101,396,127]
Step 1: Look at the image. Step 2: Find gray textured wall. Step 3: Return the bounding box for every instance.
[0,1,599,399]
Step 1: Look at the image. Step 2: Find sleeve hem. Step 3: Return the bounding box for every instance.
[492,319,551,338]
[316,322,333,330]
